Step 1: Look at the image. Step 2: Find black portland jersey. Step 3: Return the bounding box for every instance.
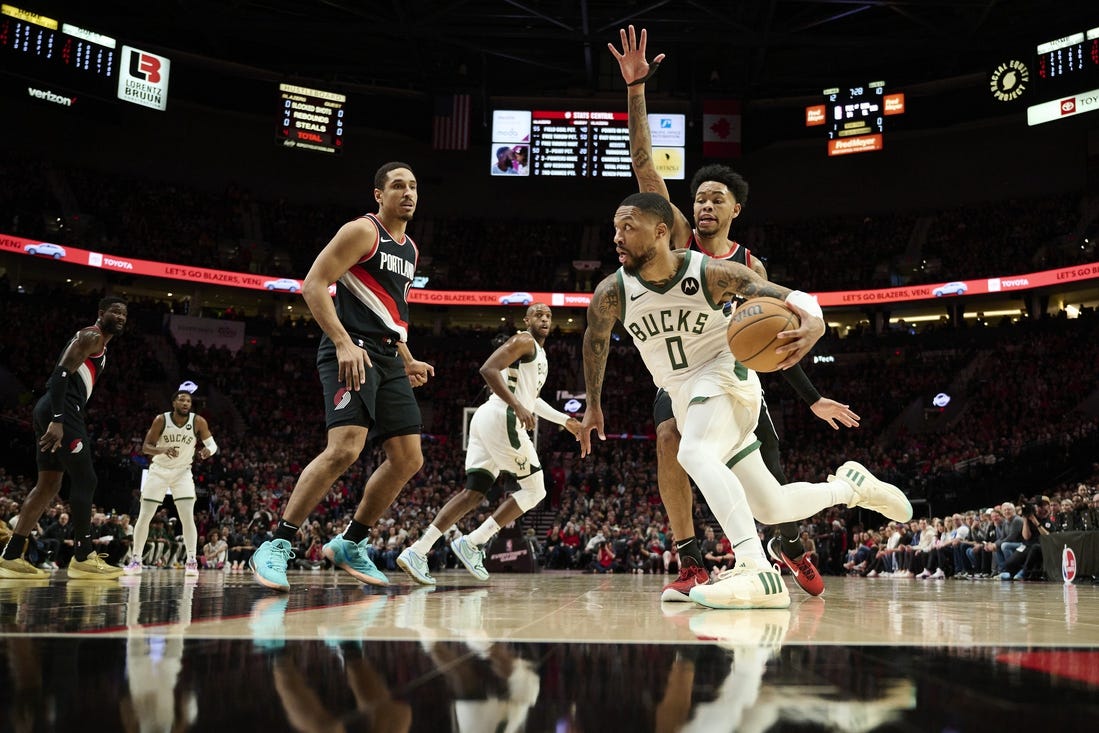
[321,213,419,354]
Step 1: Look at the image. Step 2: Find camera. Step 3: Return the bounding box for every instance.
[1020,503,1036,517]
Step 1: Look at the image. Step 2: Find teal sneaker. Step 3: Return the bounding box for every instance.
[323,536,388,586]
[317,594,389,650]
[251,539,294,592]
[396,547,436,586]
[451,536,489,581]
[249,596,289,651]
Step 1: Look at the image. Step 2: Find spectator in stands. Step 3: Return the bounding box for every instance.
[202,528,227,569]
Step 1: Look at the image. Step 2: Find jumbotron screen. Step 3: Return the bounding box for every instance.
[490,108,684,179]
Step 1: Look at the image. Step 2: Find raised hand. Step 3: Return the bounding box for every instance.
[607,25,665,85]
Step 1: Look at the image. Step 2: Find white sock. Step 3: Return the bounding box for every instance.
[410,524,443,556]
[466,517,501,547]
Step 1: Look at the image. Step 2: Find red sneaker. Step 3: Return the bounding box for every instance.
[767,537,825,596]
[660,557,710,602]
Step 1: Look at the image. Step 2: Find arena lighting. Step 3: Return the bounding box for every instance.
[962,309,1024,318]
[889,315,944,323]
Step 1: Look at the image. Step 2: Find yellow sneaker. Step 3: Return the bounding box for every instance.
[0,557,50,579]
[67,553,124,580]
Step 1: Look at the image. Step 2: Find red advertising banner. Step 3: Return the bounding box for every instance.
[3,232,1098,309]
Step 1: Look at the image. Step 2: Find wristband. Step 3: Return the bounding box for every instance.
[785,290,823,319]
[203,436,218,456]
[627,61,661,87]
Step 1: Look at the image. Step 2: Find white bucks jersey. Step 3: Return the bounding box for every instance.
[151,412,198,470]
[487,337,548,411]
[618,250,731,390]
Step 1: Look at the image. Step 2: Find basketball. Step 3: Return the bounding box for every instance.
[726,297,800,372]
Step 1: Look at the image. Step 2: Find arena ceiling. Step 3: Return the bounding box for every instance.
[63,0,1098,102]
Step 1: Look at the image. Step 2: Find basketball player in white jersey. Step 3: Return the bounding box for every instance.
[125,389,217,577]
[611,25,860,602]
[397,303,580,584]
[580,193,911,608]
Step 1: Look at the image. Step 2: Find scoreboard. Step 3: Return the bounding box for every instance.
[277,82,346,154]
[1027,27,1099,126]
[490,108,685,179]
[1037,30,1099,85]
[1,3,170,110]
[806,81,904,156]
[1,4,117,100]
[531,110,631,177]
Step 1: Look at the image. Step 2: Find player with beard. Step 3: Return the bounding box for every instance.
[580,193,911,609]
[610,26,860,602]
[0,296,128,579]
[125,388,217,577]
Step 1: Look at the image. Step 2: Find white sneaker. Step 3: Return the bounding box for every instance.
[396,547,436,586]
[866,570,878,578]
[122,558,143,576]
[916,569,930,579]
[450,536,490,581]
[688,558,791,610]
[831,461,913,522]
[930,568,946,579]
[184,559,199,578]
[689,608,792,654]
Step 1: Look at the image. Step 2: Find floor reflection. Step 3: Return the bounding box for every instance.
[3,635,1099,731]
[2,574,1099,731]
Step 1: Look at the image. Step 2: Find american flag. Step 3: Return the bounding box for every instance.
[432,94,471,150]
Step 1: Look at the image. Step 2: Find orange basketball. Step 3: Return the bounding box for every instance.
[726,297,800,372]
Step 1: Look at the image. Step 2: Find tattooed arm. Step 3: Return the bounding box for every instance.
[580,274,621,457]
[704,258,826,369]
[610,25,693,247]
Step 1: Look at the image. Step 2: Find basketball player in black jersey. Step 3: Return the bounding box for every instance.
[252,162,435,593]
[0,296,128,580]
[611,26,860,601]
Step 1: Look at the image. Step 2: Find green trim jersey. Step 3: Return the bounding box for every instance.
[487,336,548,411]
[467,334,547,479]
[150,412,198,471]
[618,250,731,390]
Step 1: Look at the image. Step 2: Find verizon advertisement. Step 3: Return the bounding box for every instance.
[3,232,1098,308]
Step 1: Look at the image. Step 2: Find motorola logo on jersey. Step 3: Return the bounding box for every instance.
[70,439,84,454]
[681,277,700,295]
[333,388,351,410]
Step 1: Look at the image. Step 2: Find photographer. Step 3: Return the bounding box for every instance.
[1000,497,1053,581]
